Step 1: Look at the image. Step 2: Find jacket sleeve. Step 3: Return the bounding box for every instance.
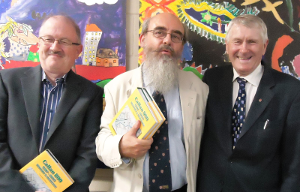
[0,72,35,192]
[65,86,103,192]
[280,90,300,191]
[95,84,133,169]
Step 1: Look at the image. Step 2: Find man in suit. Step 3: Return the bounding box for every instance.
[96,13,208,192]
[0,15,103,191]
[197,14,300,192]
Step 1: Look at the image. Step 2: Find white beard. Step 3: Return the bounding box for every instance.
[143,52,180,96]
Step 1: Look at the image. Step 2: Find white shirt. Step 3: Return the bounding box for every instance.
[232,64,264,117]
[142,71,187,191]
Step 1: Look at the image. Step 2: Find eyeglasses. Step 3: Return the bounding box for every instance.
[39,36,80,46]
[146,29,184,43]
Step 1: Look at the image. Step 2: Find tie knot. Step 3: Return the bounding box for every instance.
[152,91,163,99]
[236,77,247,86]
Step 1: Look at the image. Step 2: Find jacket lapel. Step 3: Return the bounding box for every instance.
[178,70,197,141]
[239,67,275,138]
[45,70,83,143]
[218,67,234,124]
[217,66,235,149]
[21,65,42,150]
[127,66,143,97]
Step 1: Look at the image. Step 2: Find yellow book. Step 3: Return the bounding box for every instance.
[141,88,166,139]
[20,149,74,192]
[109,87,163,139]
[137,88,160,137]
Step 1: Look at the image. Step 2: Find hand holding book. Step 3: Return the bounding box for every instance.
[119,120,153,159]
[109,87,165,139]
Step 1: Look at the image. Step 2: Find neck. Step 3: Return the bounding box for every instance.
[45,72,65,86]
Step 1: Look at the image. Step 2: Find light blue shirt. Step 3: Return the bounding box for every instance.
[142,71,187,191]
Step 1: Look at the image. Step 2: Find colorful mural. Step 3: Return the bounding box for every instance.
[0,0,126,86]
[139,0,300,80]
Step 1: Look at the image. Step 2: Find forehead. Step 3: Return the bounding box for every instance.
[39,17,77,38]
[228,24,262,40]
[148,14,184,33]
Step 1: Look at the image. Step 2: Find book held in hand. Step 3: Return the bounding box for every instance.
[20,149,74,192]
[109,87,165,139]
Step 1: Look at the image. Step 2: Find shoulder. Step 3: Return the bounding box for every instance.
[106,67,138,88]
[266,67,300,90]
[179,69,209,93]
[0,67,31,78]
[69,70,103,94]
[204,65,232,78]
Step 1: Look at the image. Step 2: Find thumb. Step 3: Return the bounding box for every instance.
[128,120,141,136]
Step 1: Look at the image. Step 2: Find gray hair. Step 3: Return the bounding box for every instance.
[225,14,268,43]
[39,14,81,44]
[141,15,188,44]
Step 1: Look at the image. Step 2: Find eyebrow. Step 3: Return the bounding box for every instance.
[153,26,183,36]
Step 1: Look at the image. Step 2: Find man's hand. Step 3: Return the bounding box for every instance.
[119,120,153,159]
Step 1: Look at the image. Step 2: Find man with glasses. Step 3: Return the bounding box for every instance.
[96,13,208,192]
[0,15,103,191]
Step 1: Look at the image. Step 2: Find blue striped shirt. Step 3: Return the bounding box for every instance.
[39,72,66,152]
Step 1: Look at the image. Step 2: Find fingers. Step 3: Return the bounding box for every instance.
[127,120,141,136]
[119,121,153,159]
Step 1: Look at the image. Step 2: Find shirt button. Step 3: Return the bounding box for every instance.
[138,173,142,179]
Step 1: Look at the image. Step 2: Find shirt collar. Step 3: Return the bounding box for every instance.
[42,70,67,84]
[232,63,264,87]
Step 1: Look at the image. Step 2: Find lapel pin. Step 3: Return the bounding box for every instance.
[259,98,262,102]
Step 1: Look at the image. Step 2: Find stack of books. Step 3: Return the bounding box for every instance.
[109,87,165,139]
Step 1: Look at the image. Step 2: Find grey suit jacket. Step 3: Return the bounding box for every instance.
[197,64,300,192]
[0,65,103,192]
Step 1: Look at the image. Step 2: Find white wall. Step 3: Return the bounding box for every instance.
[89,0,139,191]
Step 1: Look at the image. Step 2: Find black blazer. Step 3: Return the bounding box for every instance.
[0,65,103,191]
[197,64,300,192]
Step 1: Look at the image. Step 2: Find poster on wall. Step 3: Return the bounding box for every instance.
[139,0,300,80]
[0,0,126,88]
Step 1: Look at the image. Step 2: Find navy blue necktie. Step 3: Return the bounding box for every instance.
[232,77,247,149]
[149,91,172,191]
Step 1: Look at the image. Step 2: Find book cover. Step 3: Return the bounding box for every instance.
[141,88,166,139]
[20,149,74,192]
[109,87,165,139]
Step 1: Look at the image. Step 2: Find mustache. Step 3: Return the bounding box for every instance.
[153,45,175,54]
[48,50,63,57]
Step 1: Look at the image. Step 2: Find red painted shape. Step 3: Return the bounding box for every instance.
[2,61,126,81]
[271,35,294,72]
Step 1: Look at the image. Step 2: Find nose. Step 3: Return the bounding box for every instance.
[50,40,61,50]
[163,33,172,45]
[240,42,248,53]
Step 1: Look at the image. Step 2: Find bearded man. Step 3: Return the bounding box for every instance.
[95,13,208,192]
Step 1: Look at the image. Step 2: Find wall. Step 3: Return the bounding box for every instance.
[126,0,140,71]
[89,0,139,191]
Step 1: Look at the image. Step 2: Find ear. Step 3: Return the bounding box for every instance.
[139,34,146,48]
[76,44,83,58]
[263,39,269,55]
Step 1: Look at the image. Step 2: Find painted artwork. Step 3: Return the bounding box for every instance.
[0,0,126,87]
[139,0,300,80]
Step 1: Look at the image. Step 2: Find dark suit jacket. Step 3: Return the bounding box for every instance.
[0,65,103,192]
[197,64,300,192]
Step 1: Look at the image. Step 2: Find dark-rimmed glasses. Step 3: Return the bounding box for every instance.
[39,36,80,46]
[146,29,184,43]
